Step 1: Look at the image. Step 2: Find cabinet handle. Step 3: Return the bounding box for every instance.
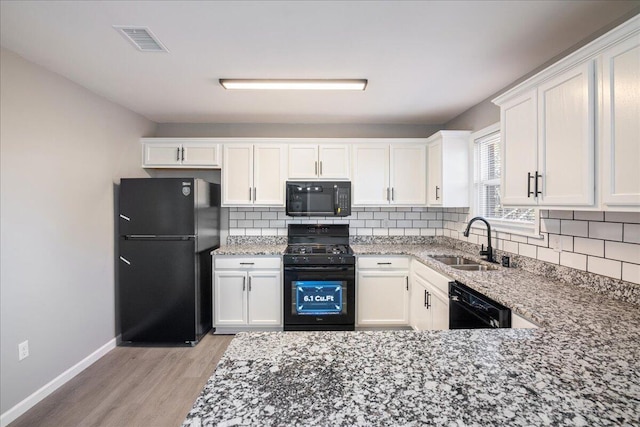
[391,188,395,201]
[239,262,255,265]
[248,276,252,292]
[425,291,431,309]
[386,187,390,201]
[377,262,392,265]
[535,171,542,196]
[320,161,323,176]
[253,187,257,201]
[527,172,534,197]
[176,147,181,162]
[315,161,318,175]
[242,276,246,291]
[181,147,185,161]
[249,187,252,201]
[406,276,409,291]
[435,186,440,200]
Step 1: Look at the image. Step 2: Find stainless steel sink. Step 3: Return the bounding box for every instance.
[450,264,499,271]
[429,255,478,266]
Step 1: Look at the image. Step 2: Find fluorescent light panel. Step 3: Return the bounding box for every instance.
[219,79,367,91]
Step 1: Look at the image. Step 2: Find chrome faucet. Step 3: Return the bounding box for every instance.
[463,216,496,263]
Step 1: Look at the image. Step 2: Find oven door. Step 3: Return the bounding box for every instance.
[284,265,355,330]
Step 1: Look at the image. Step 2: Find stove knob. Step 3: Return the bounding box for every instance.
[302,257,309,263]
[328,256,335,263]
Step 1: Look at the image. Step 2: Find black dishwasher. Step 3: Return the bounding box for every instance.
[448,281,511,328]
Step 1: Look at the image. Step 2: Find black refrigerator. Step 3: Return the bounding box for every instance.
[118,178,220,345]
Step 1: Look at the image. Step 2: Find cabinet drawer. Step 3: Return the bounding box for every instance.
[412,259,452,294]
[357,256,410,270]
[214,256,281,269]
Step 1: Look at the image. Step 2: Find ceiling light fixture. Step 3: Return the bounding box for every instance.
[219,79,368,91]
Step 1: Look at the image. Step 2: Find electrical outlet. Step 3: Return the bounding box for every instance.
[18,340,29,361]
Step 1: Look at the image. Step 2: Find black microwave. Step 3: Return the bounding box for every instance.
[286,181,351,217]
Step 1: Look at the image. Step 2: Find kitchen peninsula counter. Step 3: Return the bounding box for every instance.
[189,243,640,426]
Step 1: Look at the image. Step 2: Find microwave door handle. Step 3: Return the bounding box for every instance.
[334,186,339,214]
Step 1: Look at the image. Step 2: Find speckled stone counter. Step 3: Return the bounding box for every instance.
[187,243,640,426]
[212,244,286,256]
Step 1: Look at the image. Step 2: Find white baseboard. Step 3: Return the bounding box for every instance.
[0,338,116,427]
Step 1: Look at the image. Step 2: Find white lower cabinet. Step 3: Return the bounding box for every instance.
[356,256,410,327]
[213,256,282,333]
[410,260,450,331]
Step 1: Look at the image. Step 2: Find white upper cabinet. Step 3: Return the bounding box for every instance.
[288,143,350,179]
[497,63,595,207]
[223,143,286,206]
[601,33,640,209]
[500,90,539,206]
[426,131,471,207]
[494,15,639,210]
[537,62,595,206]
[352,141,426,206]
[141,138,221,168]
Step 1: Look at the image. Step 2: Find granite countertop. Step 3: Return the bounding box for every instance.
[188,243,640,426]
[212,244,287,256]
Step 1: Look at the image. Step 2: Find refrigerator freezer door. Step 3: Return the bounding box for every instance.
[119,239,197,343]
[119,178,195,236]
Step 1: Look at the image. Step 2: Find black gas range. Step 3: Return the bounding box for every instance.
[283,224,355,331]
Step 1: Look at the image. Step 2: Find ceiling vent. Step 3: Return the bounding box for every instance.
[113,26,168,52]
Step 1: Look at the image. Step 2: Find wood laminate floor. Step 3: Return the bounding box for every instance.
[9,333,234,427]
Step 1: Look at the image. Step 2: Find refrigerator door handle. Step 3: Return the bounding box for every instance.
[119,214,131,221]
[119,256,131,265]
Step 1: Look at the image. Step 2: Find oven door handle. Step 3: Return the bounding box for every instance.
[284,266,354,272]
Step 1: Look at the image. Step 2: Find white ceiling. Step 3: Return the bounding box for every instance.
[1,1,638,125]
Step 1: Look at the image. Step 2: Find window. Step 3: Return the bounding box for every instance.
[472,124,537,234]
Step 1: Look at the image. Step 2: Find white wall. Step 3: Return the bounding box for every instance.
[0,48,156,418]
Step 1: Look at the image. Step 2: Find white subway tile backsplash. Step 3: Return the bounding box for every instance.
[380,207,396,212]
[527,233,548,247]
[357,228,373,236]
[374,212,389,220]
[540,218,560,234]
[574,211,604,221]
[622,263,640,285]
[503,240,519,254]
[245,228,261,236]
[245,212,261,220]
[518,243,537,258]
[229,211,246,220]
[511,235,528,243]
[261,228,277,236]
[229,220,238,228]
[589,222,623,241]
[412,220,429,228]
[560,252,587,270]
[397,220,412,227]
[261,212,277,220]
[358,211,373,220]
[229,228,245,236]
[605,241,640,264]
[253,220,269,228]
[421,212,437,220]
[560,220,589,237]
[588,256,622,279]
[390,212,405,220]
[270,220,285,228]
[548,210,573,219]
[574,237,604,257]
[405,228,420,236]
[373,228,388,236]
[405,212,421,220]
[396,207,412,212]
[429,220,443,228]
[605,212,640,224]
[237,220,253,228]
[537,247,560,264]
[237,207,254,212]
[349,220,365,228]
[365,220,381,228]
[389,228,405,236]
[421,228,436,236]
[624,224,640,244]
